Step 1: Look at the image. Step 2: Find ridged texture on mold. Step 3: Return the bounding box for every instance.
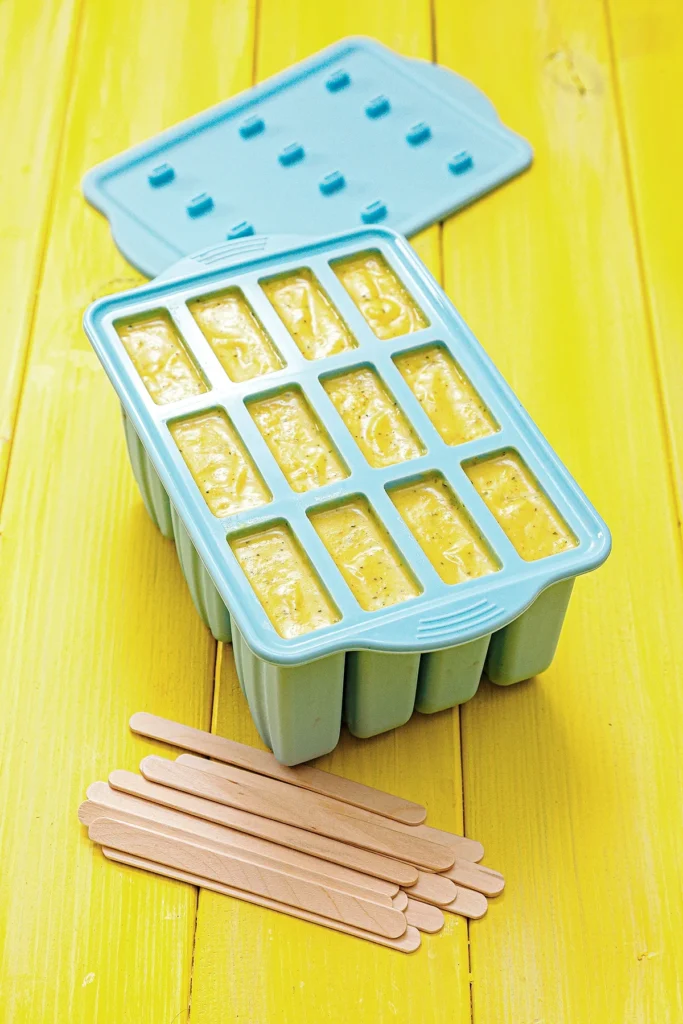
[415,636,490,714]
[231,627,345,765]
[343,652,421,738]
[486,579,574,685]
[170,506,232,642]
[122,411,174,538]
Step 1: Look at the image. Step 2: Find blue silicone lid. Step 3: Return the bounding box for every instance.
[82,37,532,277]
[83,228,610,665]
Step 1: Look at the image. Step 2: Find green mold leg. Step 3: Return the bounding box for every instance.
[486,578,575,685]
[343,651,421,738]
[415,634,490,714]
[233,627,345,765]
[122,410,173,538]
[170,506,232,642]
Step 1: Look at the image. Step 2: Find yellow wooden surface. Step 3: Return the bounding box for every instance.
[0,0,81,496]
[1,1,682,1022]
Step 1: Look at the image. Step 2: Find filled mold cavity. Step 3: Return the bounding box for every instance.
[189,288,283,383]
[465,450,578,561]
[394,344,497,446]
[322,367,424,468]
[389,473,499,585]
[230,523,340,638]
[248,387,348,493]
[261,268,357,360]
[309,497,421,612]
[170,410,270,518]
[333,250,428,340]
[116,311,207,405]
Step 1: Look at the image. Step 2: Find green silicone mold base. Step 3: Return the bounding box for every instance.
[123,411,574,764]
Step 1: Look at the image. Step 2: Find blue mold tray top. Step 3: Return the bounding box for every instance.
[84,228,609,666]
[83,37,532,277]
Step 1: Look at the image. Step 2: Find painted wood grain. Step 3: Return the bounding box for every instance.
[0,0,254,1019]
[434,0,683,1019]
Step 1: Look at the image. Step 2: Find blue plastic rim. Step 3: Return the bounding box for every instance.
[82,36,532,276]
[83,227,610,666]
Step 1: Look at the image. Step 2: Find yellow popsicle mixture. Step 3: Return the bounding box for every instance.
[262,269,357,360]
[249,389,347,493]
[334,251,428,339]
[466,451,577,561]
[323,368,424,468]
[117,313,206,405]
[391,475,498,585]
[310,500,420,612]
[230,525,340,638]
[170,411,270,518]
[395,345,496,446]
[189,290,283,383]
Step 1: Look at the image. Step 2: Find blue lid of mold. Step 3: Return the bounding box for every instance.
[83,37,532,277]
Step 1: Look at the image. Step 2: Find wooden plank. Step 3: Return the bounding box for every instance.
[0,0,81,497]
[130,711,427,823]
[433,0,683,1021]
[605,0,683,521]
[0,0,255,1019]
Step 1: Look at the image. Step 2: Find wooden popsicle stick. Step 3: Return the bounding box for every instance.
[403,871,457,907]
[130,711,426,825]
[81,783,397,899]
[141,757,454,872]
[103,847,421,953]
[392,890,409,912]
[178,753,445,850]
[440,859,505,897]
[78,799,392,907]
[439,886,488,920]
[405,899,445,934]
[407,824,484,863]
[90,818,407,939]
[107,771,419,887]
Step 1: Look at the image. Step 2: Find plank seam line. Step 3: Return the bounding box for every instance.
[187,635,221,1022]
[602,0,683,564]
[0,0,87,516]
[431,3,471,1016]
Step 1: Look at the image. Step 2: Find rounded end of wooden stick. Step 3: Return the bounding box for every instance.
[129,711,152,734]
[394,805,427,826]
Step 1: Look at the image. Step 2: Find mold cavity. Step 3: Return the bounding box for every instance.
[170,410,270,518]
[394,344,497,446]
[333,250,428,339]
[230,524,340,638]
[323,367,424,468]
[189,289,283,383]
[116,311,206,405]
[390,474,499,585]
[261,268,357,360]
[465,450,578,561]
[309,498,421,612]
[248,388,348,493]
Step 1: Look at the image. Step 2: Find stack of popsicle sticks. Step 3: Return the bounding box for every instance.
[78,713,504,953]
